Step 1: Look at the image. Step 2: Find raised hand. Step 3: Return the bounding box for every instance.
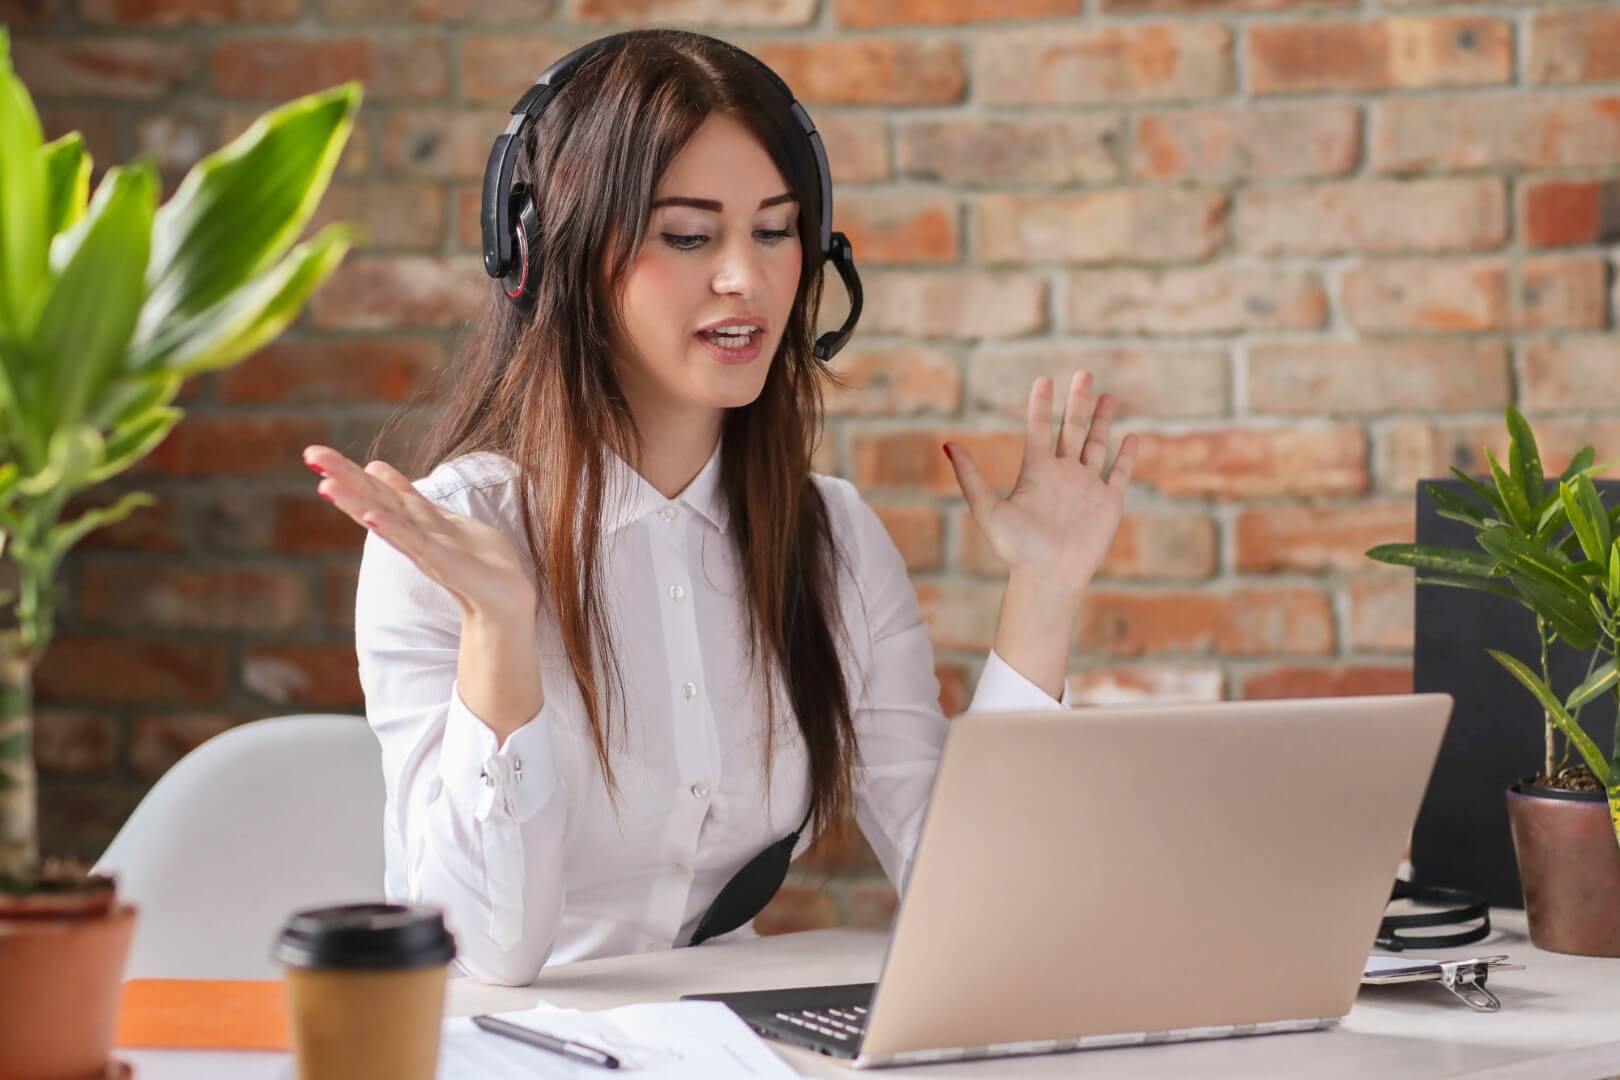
[945,371,1137,600]
[302,445,536,622]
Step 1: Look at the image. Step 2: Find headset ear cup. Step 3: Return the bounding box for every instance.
[502,184,542,307]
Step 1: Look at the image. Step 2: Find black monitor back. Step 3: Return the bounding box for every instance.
[1412,477,1619,908]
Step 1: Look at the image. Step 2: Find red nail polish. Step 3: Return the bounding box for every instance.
[306,460,326,476]
[319,490,335,504]
[942,443,952,462]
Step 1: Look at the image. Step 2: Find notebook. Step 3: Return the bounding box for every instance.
[115,979,288,1051]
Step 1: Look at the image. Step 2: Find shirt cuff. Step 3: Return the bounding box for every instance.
[967,648,1073,713]
[440,679,558,824]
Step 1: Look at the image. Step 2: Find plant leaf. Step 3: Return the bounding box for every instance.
[1578,473,1611,559]
[84,405,181,485]
[0,331,31,465]
[31,160,156,434]
[17,423,103,499]
[89,372,182,432]
[136,82,361,345]
[1451,466,1508,519]
[1535,499,1570,547]
[1562,474,1608,566]
[1588,461,1620,478]
[131,223,358,377]
[1560,446,1596,485]
[1609,538,1620,607]
[41,130,90,241]
[42,490,156,567]
[1477,525,1581,589]
[1487,447,1535,534]
[1506,405,1545,513]
[1424,483,1489,527]
[1506,572,1601,651]
[1490,649,1610,785]
[1366,543,1498,577]
[1415,573,1530,609]
[0,27,47,336]
[1609,775,1620,854]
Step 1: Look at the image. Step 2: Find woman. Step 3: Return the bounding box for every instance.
[301,30,1137,987]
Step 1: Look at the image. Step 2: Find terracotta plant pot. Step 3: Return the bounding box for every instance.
[0,890,137,1080]
[1505,781,1620,957]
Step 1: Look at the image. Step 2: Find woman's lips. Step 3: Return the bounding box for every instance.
[694,329,763,364]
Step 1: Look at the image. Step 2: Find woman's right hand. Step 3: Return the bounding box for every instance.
[302,444,537,622]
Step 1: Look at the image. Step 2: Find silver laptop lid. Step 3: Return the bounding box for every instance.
[858,692,1453,1063]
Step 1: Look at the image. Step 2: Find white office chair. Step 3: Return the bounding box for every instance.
[93,713,387,979]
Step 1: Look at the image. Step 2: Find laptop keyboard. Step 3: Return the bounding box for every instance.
[773,1004,868,1044]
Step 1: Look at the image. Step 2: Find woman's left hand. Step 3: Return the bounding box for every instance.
[945,371,1137,599]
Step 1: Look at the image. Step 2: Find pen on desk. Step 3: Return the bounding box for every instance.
[471,1013,623,1070]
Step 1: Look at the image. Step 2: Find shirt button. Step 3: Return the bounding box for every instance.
[669,583,685,601]
[681,681,698,701]
[690,781,711,800]
[658,506,676,522]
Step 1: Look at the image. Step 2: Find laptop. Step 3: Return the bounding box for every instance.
[685,692,1453,1068]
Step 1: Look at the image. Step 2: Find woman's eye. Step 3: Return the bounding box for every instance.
[660,229,795,252]
[662,233,707,251]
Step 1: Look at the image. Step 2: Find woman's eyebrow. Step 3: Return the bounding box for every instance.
[651,193,798,211]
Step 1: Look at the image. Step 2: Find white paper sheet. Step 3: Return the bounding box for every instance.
[1363,955,1443,978]
[437,999,801,1079]
[118,1049,293,1080]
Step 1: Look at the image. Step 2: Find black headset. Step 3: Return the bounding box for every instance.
[479,30,863,363]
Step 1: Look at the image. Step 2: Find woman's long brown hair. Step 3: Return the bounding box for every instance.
[375,30,857,841]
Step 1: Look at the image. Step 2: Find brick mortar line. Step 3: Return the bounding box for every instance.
[30,23,1620,113]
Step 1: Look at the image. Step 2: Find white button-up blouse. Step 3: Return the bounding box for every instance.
[355,444,1071,986]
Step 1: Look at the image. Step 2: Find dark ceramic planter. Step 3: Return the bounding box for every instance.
[1505,781,1620,957]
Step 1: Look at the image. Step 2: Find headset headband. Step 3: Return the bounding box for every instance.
[479,30,862,362]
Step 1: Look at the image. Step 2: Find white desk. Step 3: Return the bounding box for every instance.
[448,909,1620,1079]
[122,909,1620,1079]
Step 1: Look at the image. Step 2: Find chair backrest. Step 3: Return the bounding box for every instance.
[93,714,386,980]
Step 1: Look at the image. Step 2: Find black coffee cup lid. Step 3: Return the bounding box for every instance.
[273,903,456,971]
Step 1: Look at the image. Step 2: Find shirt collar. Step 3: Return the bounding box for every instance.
[601,440,729,536]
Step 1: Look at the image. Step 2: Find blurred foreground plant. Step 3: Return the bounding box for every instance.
[0,26,364,892]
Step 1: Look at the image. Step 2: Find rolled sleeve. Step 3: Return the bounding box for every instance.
[967,647,1074,713]
[440,679,557,824]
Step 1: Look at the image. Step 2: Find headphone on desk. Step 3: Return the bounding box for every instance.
[478,30,864,363]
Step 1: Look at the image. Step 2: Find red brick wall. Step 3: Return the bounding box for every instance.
[8,0,1619,934]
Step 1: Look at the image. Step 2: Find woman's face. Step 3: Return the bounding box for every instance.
[608,112,803,423]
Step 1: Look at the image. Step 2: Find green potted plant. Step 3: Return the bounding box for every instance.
[1367,405,1620,957]
[0,28,362,1078]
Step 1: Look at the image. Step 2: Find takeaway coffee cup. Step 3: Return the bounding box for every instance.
[273,903,456,1080]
